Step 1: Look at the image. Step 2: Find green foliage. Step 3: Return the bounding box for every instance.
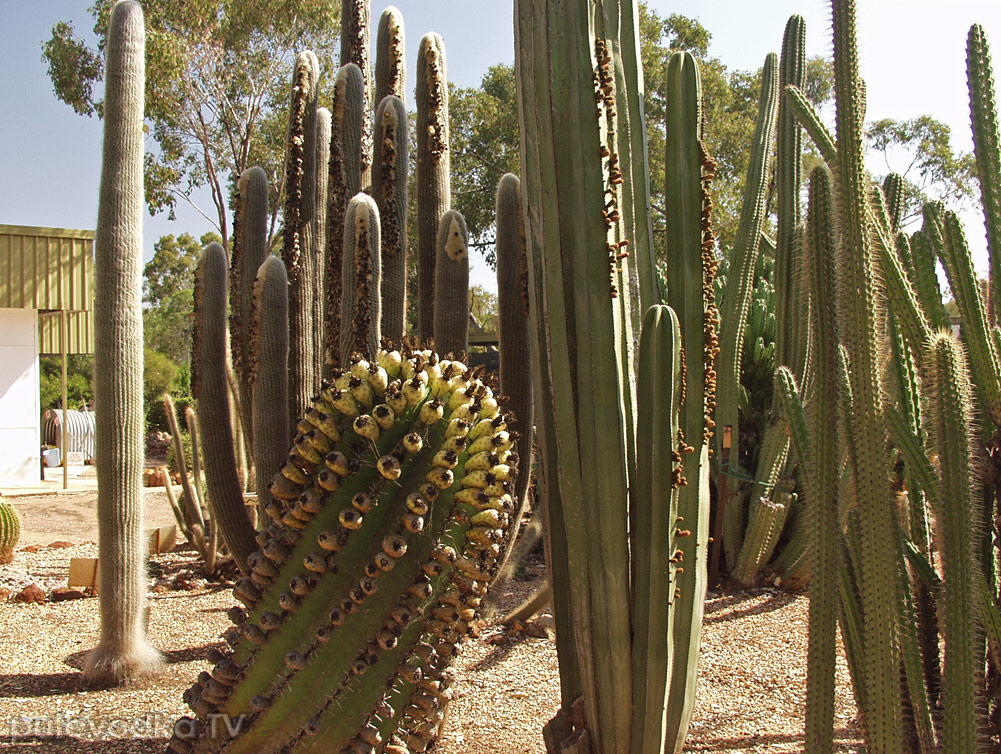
[468,285,498,332]
[867,115,978,223]
[38,355,94,412]
[42,1,341,245]
[144,349,178,431]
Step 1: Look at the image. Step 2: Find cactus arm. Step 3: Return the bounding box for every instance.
[494,174,535,578]
[784,84,838,165]
[883,173,906,232]
[923,333,980,754]
[250,256,290,532]
[909,228,951,331]
[340,0,372,187]
[163,392,207,542]
[433,210,470,358]
[629,305,681,754]
[968,24,1001,325]
[375,6,406,105]
[831,1,903,749]
[86,0,162,685]
[195,243,258,575]
[234,167,270,450]
[374,95,409,344]
[184,407,206,514]
[341,194,383,363]
[416,33,451,345]
[715,52,780,570]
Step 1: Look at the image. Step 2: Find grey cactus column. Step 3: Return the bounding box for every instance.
[374,95,409,344]
[85,0,162,686]
[433,209,469,358]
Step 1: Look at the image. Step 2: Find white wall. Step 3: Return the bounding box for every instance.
[0,308,40,486]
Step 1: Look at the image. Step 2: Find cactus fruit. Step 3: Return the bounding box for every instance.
[194,243,259,575]
[341,194,383,364]
[374,95,410,343]
[86,0,162,685]
[0,502,20,564]
[433,209,470,358]
[416,32,450,344]
[168,348,517,754]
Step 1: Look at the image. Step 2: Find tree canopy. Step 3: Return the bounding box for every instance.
[43,0,341,248]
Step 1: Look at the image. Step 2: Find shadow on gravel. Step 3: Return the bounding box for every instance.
[0,672,83,698]
[0,736,167,753]
[685,728,861,751]
[704,589,796,624]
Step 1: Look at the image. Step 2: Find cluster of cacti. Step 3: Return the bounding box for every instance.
[0,501,21,564]
[769,2,1001,750]
[515,1,714,751]
[168,348,517,753]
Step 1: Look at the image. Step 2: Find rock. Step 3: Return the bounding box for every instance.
[0,587,10,601]
[51,587,87,601]
[47,541,75,549]
[14,584,46,603]
[524,614,556,640]
[22,545,41,553]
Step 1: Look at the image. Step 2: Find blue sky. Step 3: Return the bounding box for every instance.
[2,1,1000,291]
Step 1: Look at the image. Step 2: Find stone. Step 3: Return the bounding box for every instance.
[51,586,87,601]
[14,584,46,603]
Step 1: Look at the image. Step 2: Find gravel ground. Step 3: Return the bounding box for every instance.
[0,508,863,754]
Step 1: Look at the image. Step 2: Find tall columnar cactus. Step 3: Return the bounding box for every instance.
[340,0,372,187]
[831,1,902,749]
[433,209,470,358]
[374,95,410,343]
[375,6,406,105]
[416,32,450,345]
[324,63,367,373]
[923,332,980,754]
[715,52,780,573]
[494,174,535,574]
[251,256,291,532]
[231,166,270,453]
[0,502,21,564]
[515,2,714,752]
[283,51,321,428]
[86,0,161,685]
[168,348,517,754]
[968,24,1001,325]
[195,243,259,576]
[312,107,332,392]
[341,194,383,363]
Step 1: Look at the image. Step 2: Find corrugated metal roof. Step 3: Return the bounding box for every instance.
[0,224,94,312]
[38,311,94,355]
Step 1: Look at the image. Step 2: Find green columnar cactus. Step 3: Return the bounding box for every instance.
[831,1,902,749]
[341,194,383,363]
[493,174,535,576]
[883,173,905,232]
[433,209,470,358]
[968,24,1001,325]
[662,50,717,752]
[909,227,951,331]
[324,63,367,374]
[375,6,406,105]
[374,95,409,343]
[416,32,450,345]
[312,107,331,393]
[715,52,780,572]
[168,348,516,754]
[515,3,715,752]
[86,0,162,685]
[232,166,270,453]
[923,332,980,754]
[251,256,291,531]
[195,243,258,576]
[0,502,21,564]
[283,51,321,427]
[340,0,372,187]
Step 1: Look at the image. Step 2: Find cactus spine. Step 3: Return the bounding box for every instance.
[374,95,409,343]
[195,243,258,576]
[86,0,161,685]
[0,502,21,564]
[433,209,470,357]
[416,33,450,344]
[494,174,534,576]
[324,63,366,373]
[251,256,291,532]
[169,348,517,754]
[341,194,382,363]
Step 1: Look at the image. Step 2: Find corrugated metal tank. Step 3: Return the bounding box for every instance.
[41,408,96,461]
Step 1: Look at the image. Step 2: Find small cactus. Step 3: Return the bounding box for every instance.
[0,502,21,564]
[169,348,517,754]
